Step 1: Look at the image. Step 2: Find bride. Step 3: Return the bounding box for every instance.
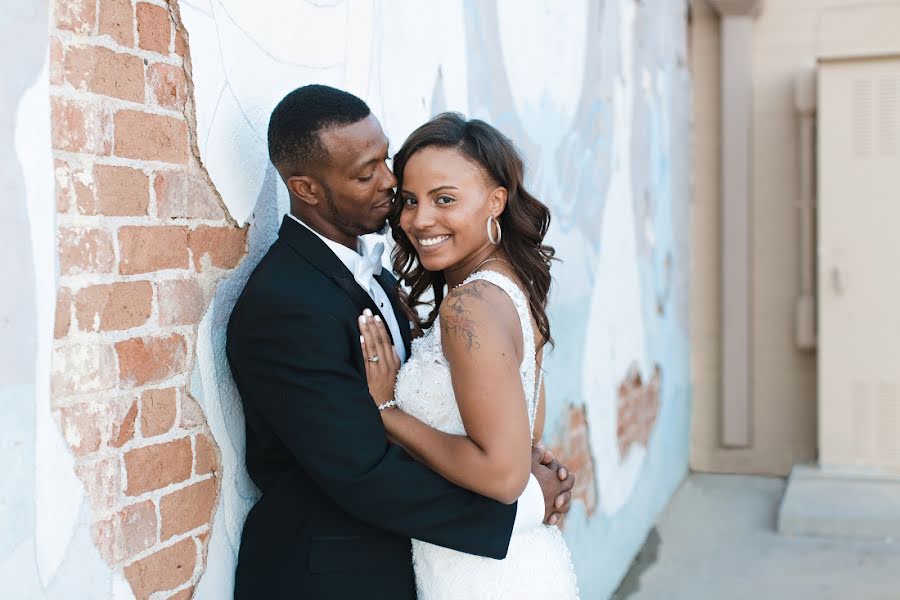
[358,113,580,599]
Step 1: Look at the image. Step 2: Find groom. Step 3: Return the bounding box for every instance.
[226,85,575,599]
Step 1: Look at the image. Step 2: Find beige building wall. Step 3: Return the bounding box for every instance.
[690,0,833,475]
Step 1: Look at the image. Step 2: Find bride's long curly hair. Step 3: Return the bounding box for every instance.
[389,112,555,349]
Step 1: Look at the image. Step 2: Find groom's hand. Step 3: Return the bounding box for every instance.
[530,444,575,526]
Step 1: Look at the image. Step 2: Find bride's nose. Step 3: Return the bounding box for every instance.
[411,202,438,230]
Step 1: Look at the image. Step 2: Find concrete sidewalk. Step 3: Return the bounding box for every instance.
[614,474,900,600]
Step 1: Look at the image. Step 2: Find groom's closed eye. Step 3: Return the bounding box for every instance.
[354,149,391,182]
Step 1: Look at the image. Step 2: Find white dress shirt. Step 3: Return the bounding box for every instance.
[288,214,544,532]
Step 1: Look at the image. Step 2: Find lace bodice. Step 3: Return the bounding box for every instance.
[394,269,542,440]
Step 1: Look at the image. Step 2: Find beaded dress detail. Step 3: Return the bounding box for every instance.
[394,270,579,600]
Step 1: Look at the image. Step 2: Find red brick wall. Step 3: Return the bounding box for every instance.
[50,1,246,597]
[616,365,661,459]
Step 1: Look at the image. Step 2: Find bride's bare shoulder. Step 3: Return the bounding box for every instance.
[439,276,521,356]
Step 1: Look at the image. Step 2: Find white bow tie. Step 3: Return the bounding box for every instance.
[355,240,384,287]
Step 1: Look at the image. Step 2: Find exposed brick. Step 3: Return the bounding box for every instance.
[141,387,177,437]
[113,400,139,448]
[168,587,194,600]
[116,334,187,388]
[54,0,97,35]
[118,226,189,275]
[64,45,145,102]
[125,537,197,600]
[188,226,247,271]
[82,165,150,216]
[75,281,153,331]
[76,455,122,514]
[114,110,188,164]
[93,500,157,564]
[157,278,204,326]
[124,437,192,496]
[57,403,103,456]
[52,343,117,397]
[57,398,135,456]
[160,478,217,541]
[148,62,187,111]
[55,287,72,339]
[51,97,113,155]
[137,3,171,55]
[99,0,135,46]
[59,227,115,276]
[154,171,225,220]
[73,178,94,211]
[50,37,65,85]
[54,159,71,213]
[54,160,94,215]
[174,26,188,58]
[180,393,205,429]
[616,365,661,458]
[194,433,218,476]
[549,404,598,521]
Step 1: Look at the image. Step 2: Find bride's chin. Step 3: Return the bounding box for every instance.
[416,256,444,272]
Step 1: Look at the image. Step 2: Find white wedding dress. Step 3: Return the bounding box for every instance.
[394,270,580,600]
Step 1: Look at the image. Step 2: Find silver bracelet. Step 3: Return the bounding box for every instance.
[378,399,398,411]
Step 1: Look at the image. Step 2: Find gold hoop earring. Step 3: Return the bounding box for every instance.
[487,215,502,245]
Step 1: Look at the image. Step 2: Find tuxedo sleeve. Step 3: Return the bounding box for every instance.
[228,306,518,559]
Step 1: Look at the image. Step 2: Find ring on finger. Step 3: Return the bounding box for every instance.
[367,355,380,363]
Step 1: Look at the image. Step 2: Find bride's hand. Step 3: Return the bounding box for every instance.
[358,309,401,408]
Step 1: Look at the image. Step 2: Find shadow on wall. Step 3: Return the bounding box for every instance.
[189,163,285,595]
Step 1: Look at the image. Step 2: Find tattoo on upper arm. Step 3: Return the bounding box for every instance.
[441,282,485,354]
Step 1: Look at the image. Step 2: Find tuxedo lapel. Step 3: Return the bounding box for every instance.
[279,215,398,347]
[375,271,413,359]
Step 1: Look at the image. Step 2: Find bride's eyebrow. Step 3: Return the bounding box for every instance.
[399,184,459,197]
[428,185,459,195]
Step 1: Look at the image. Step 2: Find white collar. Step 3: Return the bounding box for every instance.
[288,213,365,270]
[287,213,383,282]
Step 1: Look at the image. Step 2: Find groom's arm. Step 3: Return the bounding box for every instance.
[228,307,522,559]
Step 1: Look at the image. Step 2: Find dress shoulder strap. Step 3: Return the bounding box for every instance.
[461,269,539,441]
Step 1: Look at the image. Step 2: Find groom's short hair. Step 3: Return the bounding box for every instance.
[267,84,371,176]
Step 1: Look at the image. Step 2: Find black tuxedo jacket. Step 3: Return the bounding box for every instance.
[226,216,518,599]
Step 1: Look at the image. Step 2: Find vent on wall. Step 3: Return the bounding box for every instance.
[879,380,900,468]
[850,379,900,470]
[879,77,898,156]
[853,78,873,157]
[854,75,900,159]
